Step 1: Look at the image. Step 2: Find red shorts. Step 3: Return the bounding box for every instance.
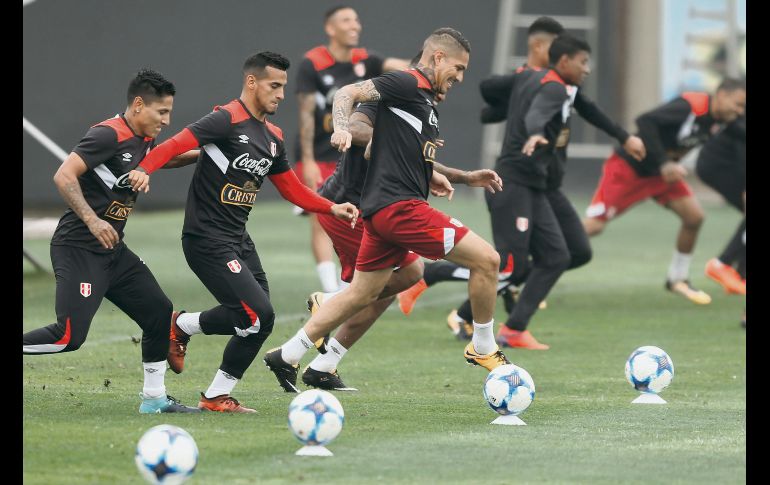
[586,152,693,221]
[293,160,338,189]
[356,199,470,273]
[318,210,419,282]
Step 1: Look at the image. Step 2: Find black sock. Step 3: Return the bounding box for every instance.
[719,218,746,265]
[423,260,469,287]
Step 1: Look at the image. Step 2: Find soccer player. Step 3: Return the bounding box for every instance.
[399,21,645,350]
[300,86,504,391]
[22,69,200,414]
[295,5,410,293]
[263,28,511,393]
[697,115,746,299]
[583,78,746,304]
[128,52,359,412]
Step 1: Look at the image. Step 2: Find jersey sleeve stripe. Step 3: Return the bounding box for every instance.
[202,143,231,174]
[306,45,336,71]
[405,69,432,90]
[681,92,710,117]
[265,121,284,141]
[541,69,566,85]
[217,99,251,124]
[96,117,135,143]
[351,48,369,64]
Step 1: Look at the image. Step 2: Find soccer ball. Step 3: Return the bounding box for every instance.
[135,424,198,485]
[625,346,675,393]
[288,389,345,446]
[483,364,535,416]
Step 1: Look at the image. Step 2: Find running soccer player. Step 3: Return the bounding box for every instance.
[263,28,511,393]
[22,69,201,414]
[295,5,410,294]
[583,78,746,304]
[128,52,359,412]
[300,85,504,391]
[697,115,746,305]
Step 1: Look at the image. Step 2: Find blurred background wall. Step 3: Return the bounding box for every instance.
[23,0,745,212]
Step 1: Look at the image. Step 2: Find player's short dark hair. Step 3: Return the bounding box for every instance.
[126,69,175,105]
[324,5,354,23]
[548,34,591,65]
[243,51,291,78]
[528,16,564,36]
[427,27,471,54]
[717,77,746,93]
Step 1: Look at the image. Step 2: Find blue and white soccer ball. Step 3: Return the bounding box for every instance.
[483,364,536,416]
[135,424,198,485]
[625,346,675,393]
[288,389,345,446]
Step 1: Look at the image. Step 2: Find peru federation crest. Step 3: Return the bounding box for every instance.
[227,260,242,273]
[270,141,277,157]
[516,217,529,232]
[80,282,92,297]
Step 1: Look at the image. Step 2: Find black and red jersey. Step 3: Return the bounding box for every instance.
[619,92,719,177]
[182,99,290,242]
[318,102,378,207]
[493,69,578,190]
[359,69,439,218]
[51,114,154,253]
[294,45,384,162]
[481,65,629,190]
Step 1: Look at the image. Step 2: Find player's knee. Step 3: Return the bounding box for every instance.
[681,210,705,231]
[569,246,593,270]
[238,300,275,334]
[471,246,500,278]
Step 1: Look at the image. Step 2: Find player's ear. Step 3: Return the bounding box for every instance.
[131,96,144,114]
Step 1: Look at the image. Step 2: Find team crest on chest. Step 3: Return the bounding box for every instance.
[270,141,277,157]
[354,62,366,77]
[516,217,529,232]
[80,282,92,297]
[227,260,242,273]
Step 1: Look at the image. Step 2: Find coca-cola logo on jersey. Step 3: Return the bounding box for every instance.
[232,153,273,176]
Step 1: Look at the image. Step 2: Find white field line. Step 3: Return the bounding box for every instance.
[81,290,471,347]
[23,116,68,162]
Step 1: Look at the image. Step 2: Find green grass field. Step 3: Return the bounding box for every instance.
[23,194,745,484]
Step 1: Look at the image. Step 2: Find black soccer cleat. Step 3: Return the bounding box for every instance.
[301,366,358,391]
[263,347,299,393]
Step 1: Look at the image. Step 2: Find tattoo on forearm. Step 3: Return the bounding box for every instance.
[333,93,353,132]
[59,180,99,224]
[353,81,382,102]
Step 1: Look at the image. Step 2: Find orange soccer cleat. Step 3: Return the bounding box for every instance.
[197,393,256,413]
[397,279,428,315]
[705,258,746,295]
[168,311,190,374]
[496,326,550,350]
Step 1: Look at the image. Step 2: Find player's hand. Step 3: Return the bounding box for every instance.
[87,217,120,250]
[466,169,503,193]
[623,135,646,161]
[331,202,359,228]
[522,135,548,156]
[302,159,322,188]
[660,162,687,183]
[364,139,373,161]
[127,169,150,193]
[435,138,445,148]
[430,171,455,200]
[330,130,353,153]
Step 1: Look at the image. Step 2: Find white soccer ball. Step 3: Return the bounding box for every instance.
[625,346,675,394]
[135,424,198,485]
[483,364,535,416]
[288,389,345,446]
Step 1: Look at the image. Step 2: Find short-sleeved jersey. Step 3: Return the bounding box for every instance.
[294,45,385,163]
[51,114,154,253]
[494,69,578,191]
[318,102,378,206]
[620,92,719,177]
[359,69,439,218]
[182,99,291,242]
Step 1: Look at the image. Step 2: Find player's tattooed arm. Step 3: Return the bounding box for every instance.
[331,80,381,152]
[54,153,119,249]
[349,111,374,147]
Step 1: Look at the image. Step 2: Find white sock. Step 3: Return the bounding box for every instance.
[317,261,340,292]
[281,328,314,365]
[323,289,343,303]
[667,251,693,282]
[309,338,348,373]
[472,320,496,355]
[142,361,167,399]
[204,369,238,399]
[176,312,202,336]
